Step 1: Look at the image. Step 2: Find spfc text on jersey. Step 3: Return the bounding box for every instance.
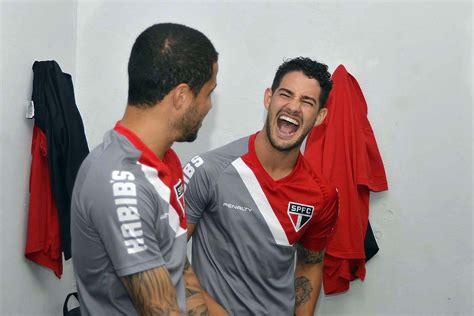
[287,202,314,231]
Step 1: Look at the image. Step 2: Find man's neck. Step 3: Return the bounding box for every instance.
[120,105,174,160]
[254,131,300,181]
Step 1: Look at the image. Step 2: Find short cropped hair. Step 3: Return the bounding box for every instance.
[128,23,218,107]
[271,57,333,108]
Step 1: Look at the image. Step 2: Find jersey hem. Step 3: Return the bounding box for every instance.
[115,256,165,277]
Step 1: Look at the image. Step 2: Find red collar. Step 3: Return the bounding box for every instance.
[114,121,170,172]
[246,132,303,184]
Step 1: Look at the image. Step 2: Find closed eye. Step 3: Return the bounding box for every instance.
[302,96,317,107]
[277,88,294,99]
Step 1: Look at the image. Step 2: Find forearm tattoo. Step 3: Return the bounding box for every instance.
[296,244,324,264]
[295,276,313,307]
[121,267,179,316]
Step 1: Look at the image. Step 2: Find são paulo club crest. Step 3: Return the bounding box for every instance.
[174,179,185,211]
[287,202,314,232]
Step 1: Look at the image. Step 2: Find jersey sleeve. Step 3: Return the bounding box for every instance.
[299,187,339,252]
[183,155,213,224]
[88,178,165,278]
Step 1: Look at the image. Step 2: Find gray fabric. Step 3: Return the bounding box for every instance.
[71,129,187,316]
[184,136,296,315]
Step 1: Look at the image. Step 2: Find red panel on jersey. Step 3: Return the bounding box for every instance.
[25,125,63,278]
[305,65,388,294]
[242,133,338,251]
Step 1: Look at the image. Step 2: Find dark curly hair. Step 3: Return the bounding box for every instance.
[128,23,218,108]
[271,57,333,108]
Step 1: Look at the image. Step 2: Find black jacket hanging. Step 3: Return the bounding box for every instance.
[32,61,89,260]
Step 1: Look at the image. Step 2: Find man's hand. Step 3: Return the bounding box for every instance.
[185,267,229,315]
[184,259,229,315]
[294,244,325,316]
[186,223,229,316]
[184,258,209,315]
[121,266,182,316]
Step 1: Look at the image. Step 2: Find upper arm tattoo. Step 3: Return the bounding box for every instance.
[296,243,324,264]
[121,266,180,316]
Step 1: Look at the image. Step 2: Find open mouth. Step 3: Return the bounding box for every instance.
[277,114,299,136]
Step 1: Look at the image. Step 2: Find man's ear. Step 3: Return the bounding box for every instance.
[172,83,193,110]
[314,108,328,126]
[264,88,272,110]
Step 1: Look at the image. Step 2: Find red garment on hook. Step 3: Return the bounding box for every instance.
[305,65,388,294]
[25,125,62,278]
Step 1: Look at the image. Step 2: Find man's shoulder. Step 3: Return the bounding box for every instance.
[203,135,250,161]
[299,155,338,201]
[75,130,146,193]
[184,135,250,180]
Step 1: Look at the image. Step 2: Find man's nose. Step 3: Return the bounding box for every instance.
[285,99,302,114]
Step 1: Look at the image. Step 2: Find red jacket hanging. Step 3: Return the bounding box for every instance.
[25,125,62,278]
[304,65,388,294]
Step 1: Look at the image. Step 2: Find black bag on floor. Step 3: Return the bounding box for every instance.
[63,292,81,316]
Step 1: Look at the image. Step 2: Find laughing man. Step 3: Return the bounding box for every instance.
[183,57,339,315]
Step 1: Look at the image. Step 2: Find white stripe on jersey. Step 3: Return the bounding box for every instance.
[168,204,186,237]
[139,163,170,202]
[231,158,290,246]
[139,163,187,237]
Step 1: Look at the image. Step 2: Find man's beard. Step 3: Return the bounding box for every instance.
[175,107,201,143]
[265,113,312,152]
[179,130,198,143]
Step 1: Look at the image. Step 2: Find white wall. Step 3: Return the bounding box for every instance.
[0,1,78,315]
[1,0,472,315]
[75,1,472,315]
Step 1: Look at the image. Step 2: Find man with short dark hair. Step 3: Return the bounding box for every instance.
[184,57,338,315]
[71,23,218,315]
